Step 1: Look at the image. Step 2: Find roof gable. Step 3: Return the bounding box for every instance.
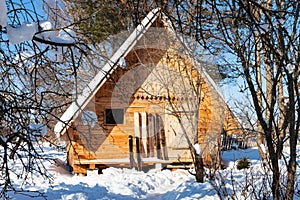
[54,8,225,136]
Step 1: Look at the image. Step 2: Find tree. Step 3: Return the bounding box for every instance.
[58,0,129,44]
[192,0,300,199]
[0,0,91,198]
[59,0,180,42]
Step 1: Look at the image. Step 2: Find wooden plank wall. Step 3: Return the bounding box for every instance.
[65,40,232,173]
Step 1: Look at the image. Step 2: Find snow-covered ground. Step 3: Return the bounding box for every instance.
[5,143,300,199]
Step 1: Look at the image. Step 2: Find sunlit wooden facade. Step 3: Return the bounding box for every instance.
[55,9,241,174]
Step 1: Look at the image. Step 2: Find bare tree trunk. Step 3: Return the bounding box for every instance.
[262,1,281,198]
[286,145,297,200]
[255,35,267,163]
[285,74,297,199]
[194,150,204,182]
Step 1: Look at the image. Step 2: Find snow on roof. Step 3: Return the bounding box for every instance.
[54,8,161,136]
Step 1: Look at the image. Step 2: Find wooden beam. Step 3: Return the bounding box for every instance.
[128,135,134,169]
[156,114,162,159]
[89,163,96,169]
[134,112,140,138]
[136,137,142,171]
[141,112,148,156]
[148,114,154,157]
[161,129,168,160]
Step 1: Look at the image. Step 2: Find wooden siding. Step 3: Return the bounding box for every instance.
[64,32,233,174]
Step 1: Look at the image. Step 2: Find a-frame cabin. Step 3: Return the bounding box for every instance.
[54,9,241,174]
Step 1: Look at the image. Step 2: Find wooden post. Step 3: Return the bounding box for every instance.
[141,112,148,157]
[161,129,168,160]
[148,114,154,157]
[129,135,134,169]
[156,114,162,159]
[89,163,96,170]
[136,137,142,171]
[134,111,142,168]
[134,112,140,138]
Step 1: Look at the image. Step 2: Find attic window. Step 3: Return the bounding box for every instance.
[105,109,124,124]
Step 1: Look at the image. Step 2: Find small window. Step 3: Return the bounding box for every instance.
[105,109,124,124]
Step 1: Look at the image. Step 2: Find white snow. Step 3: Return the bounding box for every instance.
[3,144,300,199]
[53,28,76,44]
[5,19,77,47]
[260,143,266,154]
[7,22,38,45]
[118,57,126,69]
[287,63,295,74]
[0,0,7,27]
[39,21,52,30]
[36,21,56,40]
[193,143,201,155]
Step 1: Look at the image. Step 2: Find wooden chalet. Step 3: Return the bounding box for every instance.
[54,9,241,174]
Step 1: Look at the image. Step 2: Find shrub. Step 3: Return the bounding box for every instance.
[237,157,251,170]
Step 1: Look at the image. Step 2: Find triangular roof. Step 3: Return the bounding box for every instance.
[54,8,225,136]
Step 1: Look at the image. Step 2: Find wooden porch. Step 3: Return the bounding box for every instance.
[71,157,194,175]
